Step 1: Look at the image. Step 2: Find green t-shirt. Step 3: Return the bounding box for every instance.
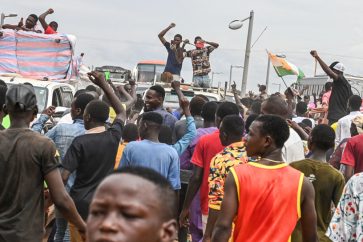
[290,159,345,242]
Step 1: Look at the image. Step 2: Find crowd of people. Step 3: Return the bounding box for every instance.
[2,16,363,242]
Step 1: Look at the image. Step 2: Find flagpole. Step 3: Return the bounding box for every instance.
[279,76,289,89]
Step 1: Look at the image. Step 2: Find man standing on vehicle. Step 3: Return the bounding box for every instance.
[39,8,58,34]
[310,50,353,125]
[158,23,186,82]
[3,14,40,32]
[185,36,219,88]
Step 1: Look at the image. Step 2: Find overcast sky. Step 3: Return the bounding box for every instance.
[3,0,363,93]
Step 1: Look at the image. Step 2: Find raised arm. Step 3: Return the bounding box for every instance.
[128,79,137,105]
[231,81,244,109]
[172,97,197,155]
[88,71,126,122]
[204,40,219,49]
[287,119,309,141]
[158,23,175,45]
[39,8,54,30]
[310,50,338,81]
[119,85,135,111]
[107,79,122,100]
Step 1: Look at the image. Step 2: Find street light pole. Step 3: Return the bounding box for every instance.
[229,65,232,90]
[265,56,271,93]
[229,65,243,91]
[211,72,222,88]
[0,13,18,29]
[229,10,254,97]
[241,10,254,97]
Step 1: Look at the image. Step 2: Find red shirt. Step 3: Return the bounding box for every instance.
[231,163,304,242]
[191,130,224,215]
[341,134,363,173]
[45,26,57,35]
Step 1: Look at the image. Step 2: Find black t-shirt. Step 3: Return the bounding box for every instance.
[62,120,123,220]
[0,129,60,242]
[328,75,353,122]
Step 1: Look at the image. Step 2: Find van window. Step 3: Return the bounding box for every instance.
[61,90,73,108]
[52,88,63,107]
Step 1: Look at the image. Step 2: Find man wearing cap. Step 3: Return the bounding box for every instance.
[185,36,219,88]
[0,84,86,242]
[310,50,353,124]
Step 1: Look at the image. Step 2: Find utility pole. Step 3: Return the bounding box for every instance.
[265,56,271,93]
[240,10,254,97]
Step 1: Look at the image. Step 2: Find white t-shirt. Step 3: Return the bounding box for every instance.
[335,111,362,146]
[282,128,305,163]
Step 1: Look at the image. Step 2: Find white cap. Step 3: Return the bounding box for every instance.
[332,62,345,73]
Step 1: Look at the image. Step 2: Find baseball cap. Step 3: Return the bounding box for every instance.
[330,62,345,73]
[5,84,37,111]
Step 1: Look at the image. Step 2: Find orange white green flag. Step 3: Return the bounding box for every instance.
[268,52,305,80]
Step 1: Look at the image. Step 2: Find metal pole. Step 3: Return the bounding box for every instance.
[314,59,317,77]
[240,10,254,97]
[211,72,214,87]
[265,56,270,93]
[229,65,232,91]
[0,13,5,29]
[224,81,228,98]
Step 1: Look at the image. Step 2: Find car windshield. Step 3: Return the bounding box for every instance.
[204,95,218,101]
[6,84,47,113]
[165,92,194,103]
[34,87,47,112]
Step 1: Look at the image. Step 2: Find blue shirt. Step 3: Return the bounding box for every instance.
[153,107,178,131]
[31,115,85,191]
[172,116,196,156]
[32,115,86,160]
[119,140,181,190]
[164,42,182,75]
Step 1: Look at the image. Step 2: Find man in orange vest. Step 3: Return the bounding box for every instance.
[211,114,317,242]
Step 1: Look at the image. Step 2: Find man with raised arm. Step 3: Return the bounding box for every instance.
[39,8,58,34]
[185,36,219,88]
[61,71,126,241]
[158,23,187,82]
[310,50,353,124]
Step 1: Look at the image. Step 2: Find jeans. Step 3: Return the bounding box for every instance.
[193,75,211,88]
[54,218,70,242]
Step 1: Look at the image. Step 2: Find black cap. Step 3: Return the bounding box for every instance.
[5,84,37,111]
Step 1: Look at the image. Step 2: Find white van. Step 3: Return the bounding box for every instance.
[2,76,75,114]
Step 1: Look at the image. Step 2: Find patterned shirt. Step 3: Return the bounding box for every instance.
[185,46,215,76]
[327,172,363,241]
[208,141,247,210]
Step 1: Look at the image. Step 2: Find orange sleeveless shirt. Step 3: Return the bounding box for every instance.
[230,162,304,242]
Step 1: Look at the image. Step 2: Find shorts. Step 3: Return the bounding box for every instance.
[193,75,211,88]
[173,74,182,82]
